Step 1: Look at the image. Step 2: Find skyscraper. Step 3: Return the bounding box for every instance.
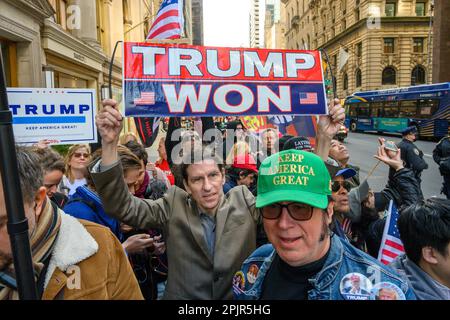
[250,0,265,48]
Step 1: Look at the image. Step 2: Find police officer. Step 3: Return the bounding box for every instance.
[397,126,428,189]
[433,135,450,199]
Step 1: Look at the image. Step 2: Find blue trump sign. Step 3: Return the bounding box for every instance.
[7,88,97,145]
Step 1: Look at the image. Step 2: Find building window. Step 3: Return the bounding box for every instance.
[411,65,426,85]
[341,0,347,13]
[416,2,426,16]
[342,19,346,31]
[356,42,362,57]
[59,0,68,29]
[355,68,362,87]
[382,66,397,85]
[96,0,105,46]
[385,1,397,17]
[413,38,424,53]
[343,73,348,90]
[384,38,395,53]
[0,39,17,87]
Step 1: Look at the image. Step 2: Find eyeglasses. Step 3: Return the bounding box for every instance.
[331,181,352,193]
[261,202,314,221]
[73,152,90,159]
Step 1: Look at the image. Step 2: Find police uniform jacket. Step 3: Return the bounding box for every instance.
[397,139,428,175]
[433,136,450,175]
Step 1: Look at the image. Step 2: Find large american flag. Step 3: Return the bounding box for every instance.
[146,0,184,40]
[299,92,318,104]
[378,201,405,265]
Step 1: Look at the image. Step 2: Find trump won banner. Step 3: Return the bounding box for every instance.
[123,42,328,117]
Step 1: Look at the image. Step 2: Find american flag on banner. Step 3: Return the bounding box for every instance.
[134,92,156,106]
[146,0,184,40]
[299,92,318,104]
[378,200,405,265]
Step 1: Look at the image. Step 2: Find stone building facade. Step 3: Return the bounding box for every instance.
[432,0,450,83]
[265,0,287,49]
[1,0,197,134]
[281,0,434,98]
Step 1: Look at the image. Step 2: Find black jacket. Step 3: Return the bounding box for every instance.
[398,139,428,175]
[433,136,450,176]
[366,168,423,258]
[381,168,423,209]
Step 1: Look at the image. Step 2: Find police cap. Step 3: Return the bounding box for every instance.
[399,126,417,136]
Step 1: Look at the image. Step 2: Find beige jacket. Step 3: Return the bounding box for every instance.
[42,213,143,300]
[91,162,260,300]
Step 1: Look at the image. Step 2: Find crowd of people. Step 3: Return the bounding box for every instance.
[0,98,449,300]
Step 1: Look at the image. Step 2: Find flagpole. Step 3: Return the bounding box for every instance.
[108,41,123,100]
[320,49,338,100]
[0,47,38,300]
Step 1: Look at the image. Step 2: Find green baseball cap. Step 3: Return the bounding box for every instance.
[256,150,332,209]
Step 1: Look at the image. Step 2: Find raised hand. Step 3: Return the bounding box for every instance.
[96,99,123,146]
[33,139,60,149]
[317,98,345,140]
[374,138,404,171]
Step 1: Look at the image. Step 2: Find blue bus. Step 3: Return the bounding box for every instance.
[344,83,450,139]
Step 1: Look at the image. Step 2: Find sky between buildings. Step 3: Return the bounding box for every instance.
[203,0,251,48]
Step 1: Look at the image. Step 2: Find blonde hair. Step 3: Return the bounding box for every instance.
[64,144,91,183]
[226,141,250,165]
[119,132,139,145]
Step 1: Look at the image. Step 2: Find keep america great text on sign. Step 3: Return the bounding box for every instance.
[7,88,97,145]
[123,42,328,117]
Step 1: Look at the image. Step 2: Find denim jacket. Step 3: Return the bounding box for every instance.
[233,235,416,300]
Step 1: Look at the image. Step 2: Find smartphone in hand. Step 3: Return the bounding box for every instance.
[384,140,399,152]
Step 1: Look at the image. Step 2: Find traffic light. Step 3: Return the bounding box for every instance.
[325,79,333,95]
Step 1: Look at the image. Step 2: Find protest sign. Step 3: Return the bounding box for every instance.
[7,88,97,145]
[123,42,327,117]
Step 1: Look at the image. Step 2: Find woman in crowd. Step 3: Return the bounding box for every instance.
[225,141,251,166]
[33,147,68,209]
[155,137,175,186]
[61,144,91,196]
[119,132,139,145]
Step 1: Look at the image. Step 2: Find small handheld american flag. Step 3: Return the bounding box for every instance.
[378,200,405,265]
[146,0,184,40]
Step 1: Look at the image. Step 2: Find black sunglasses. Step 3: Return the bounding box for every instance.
[331,181,352,193]
[261,202,314,221]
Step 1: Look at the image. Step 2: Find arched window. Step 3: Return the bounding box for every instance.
[411,65,426,85]
[343,73,348,90]
[355,68,362,87]
[382,66,396,85]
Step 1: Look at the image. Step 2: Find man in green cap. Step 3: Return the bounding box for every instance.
[233,149,415,300]
[91,96,345,300]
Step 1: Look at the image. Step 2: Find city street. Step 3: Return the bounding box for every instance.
[345,132,444,199]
